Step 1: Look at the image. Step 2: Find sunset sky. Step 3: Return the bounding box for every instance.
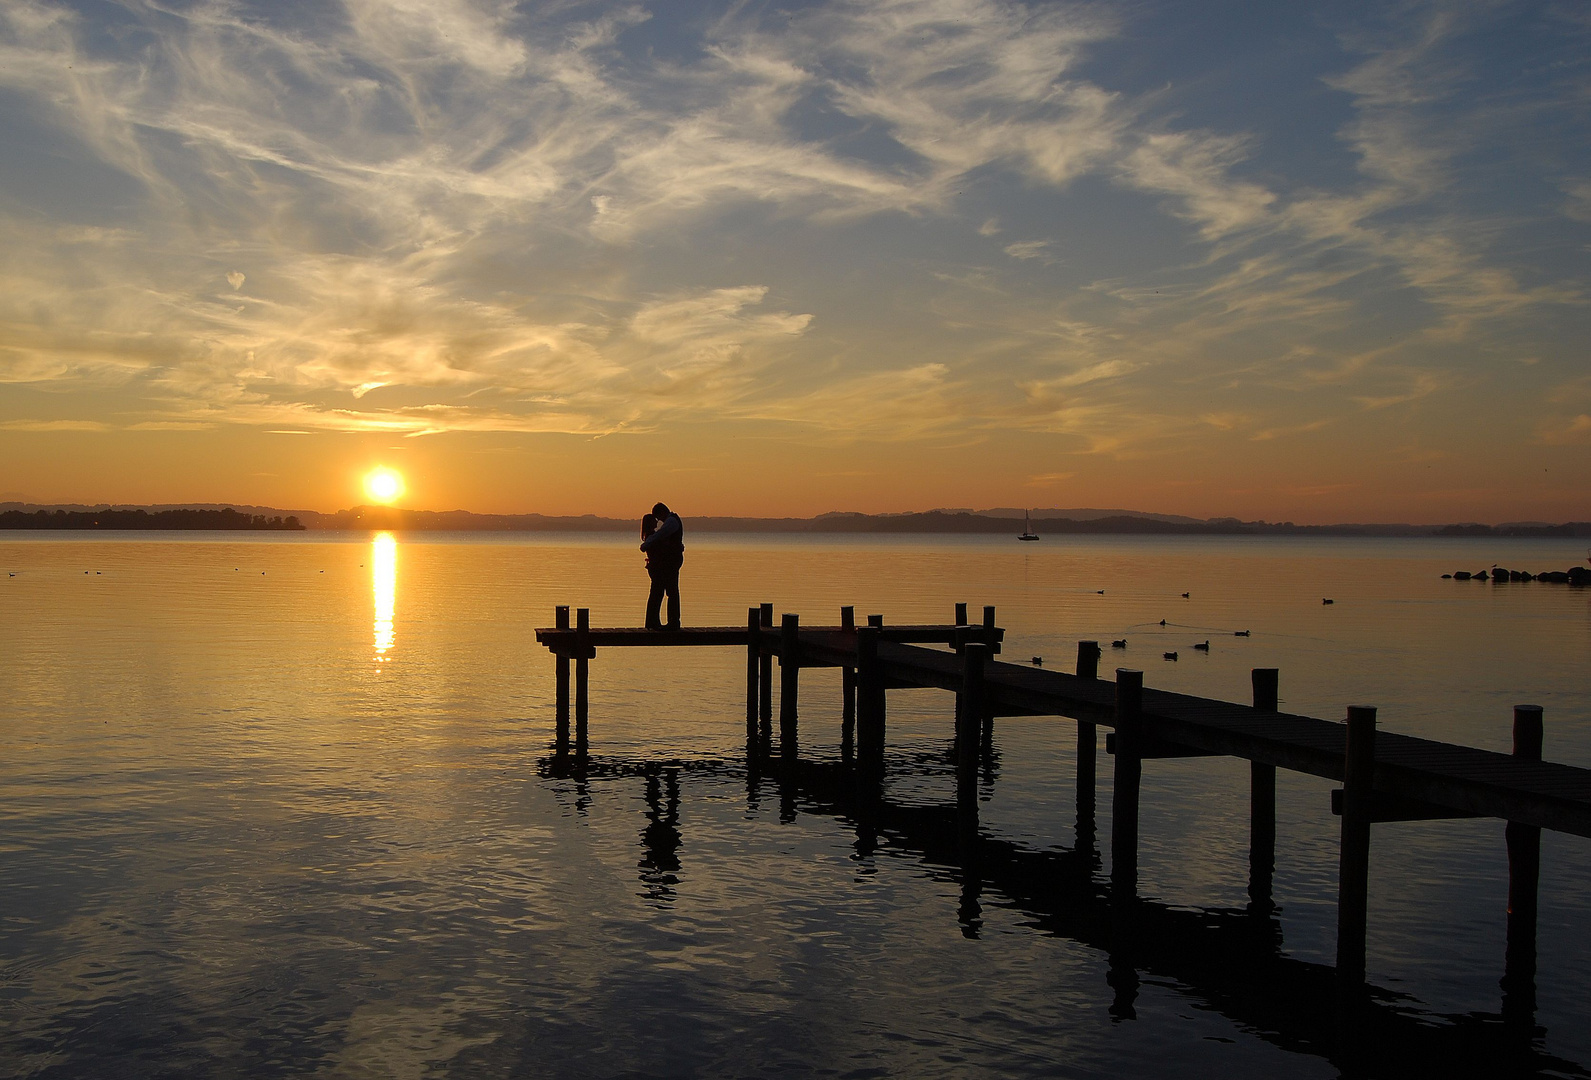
[0,0,1587,521]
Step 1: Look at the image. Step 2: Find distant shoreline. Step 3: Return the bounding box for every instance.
[0,508,304,531]
[2,503,1587,538]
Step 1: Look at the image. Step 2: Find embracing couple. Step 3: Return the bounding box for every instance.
[639,502,684,630]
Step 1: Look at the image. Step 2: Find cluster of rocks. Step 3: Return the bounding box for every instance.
[1444,567,1591,584]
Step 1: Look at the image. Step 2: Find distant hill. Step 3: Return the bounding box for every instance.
[946,507,1208,525]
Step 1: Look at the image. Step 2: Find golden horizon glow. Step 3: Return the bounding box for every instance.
[363,468,405,505]
[0,4,1586,525]
[372,532,396,664]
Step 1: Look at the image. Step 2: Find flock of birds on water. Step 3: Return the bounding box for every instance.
[1026,589,1311,667]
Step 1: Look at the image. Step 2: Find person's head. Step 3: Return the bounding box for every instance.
[641,513,657,539]
[652,502,670,518]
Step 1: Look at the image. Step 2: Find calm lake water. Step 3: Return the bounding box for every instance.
[2,532,1589,1078]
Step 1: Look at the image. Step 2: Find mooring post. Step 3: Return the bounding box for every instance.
[780,613,800,759]
[1075,642,1100,855]
[867,613,883,628]
[840,606,856,754]
[1503,704,1544,1029]
[1111,669,1144,900]
[958,643,988,813]
[856,624,885,770]
[745,607,760,739]
[955,602,968,628]
[574,608,590,751]
[1337,704,1377,1003]
[1250,669,1279,916]
[554,605,570,751]
[759,603,774,727]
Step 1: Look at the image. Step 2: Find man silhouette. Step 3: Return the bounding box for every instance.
[640,501,684,630]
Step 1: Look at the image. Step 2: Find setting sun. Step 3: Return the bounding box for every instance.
[363,468,405,504]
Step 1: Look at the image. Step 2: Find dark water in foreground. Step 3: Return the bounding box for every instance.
[2,533,1589,1078]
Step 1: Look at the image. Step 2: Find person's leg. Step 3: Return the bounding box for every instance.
[645,569,665,629]
[664,563,681,630]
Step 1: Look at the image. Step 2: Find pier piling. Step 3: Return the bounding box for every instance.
[1076,641,1100,855]
[857,624,885,770]
[1337,704,1377,1002]
[554,605,570,751]
[958,643,988,812]
[1111,669,1144,900]
[1250,668,1279,915]
[1504,704,1544,1028]
[780,613,800,759]
[575,608,590,752]
[979,607,997,749]
[840,606,856,755]
[745,607,759,737]
[759,603,774,728]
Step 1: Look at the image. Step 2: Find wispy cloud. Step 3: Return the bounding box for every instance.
[0,0,1584,511]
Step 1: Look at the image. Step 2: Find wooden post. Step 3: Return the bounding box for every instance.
[856,625,884,770]
[958,643,988,813]
[780,613,800,759]
[1503,704,1544,1027]
[979,606,997,748]
[554,605,570,751]
[840,606,856,754]
[954,602,968,627]
[1337,704,1377,999]
[759,603,774,726]
[867,613,883,628]
[574,608,590,751]
[1076,642,1099,853]
[1111,669,1144,900]
[745,607,760,738]
[1076,640,1099,681]
[1250,669,1279,915]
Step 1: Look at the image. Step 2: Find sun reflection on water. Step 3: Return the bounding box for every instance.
[372,532,396,664]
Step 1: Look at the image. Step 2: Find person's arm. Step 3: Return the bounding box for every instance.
[640,515,680,551]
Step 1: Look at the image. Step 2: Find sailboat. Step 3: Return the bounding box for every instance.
[1018,509,1040,542]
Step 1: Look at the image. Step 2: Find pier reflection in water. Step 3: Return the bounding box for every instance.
[543,742,1581,1080]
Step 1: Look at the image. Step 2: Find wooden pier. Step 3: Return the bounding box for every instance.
[535,602,1590,1024]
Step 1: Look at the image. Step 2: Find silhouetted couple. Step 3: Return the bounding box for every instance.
[640,502,684,630]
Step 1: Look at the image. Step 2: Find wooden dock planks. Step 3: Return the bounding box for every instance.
[534,618,1591,838]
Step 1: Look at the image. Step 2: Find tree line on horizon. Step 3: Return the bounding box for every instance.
[0,508,305,531]
[4,504,1587,536]
[312,506,1591,537]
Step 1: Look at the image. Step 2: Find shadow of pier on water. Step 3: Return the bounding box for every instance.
[538,743,1586,1080]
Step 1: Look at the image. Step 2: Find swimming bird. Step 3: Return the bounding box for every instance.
[1181,592,1190,598]
[1031,656,1043,667]
[1164,651,1178,661]
[1111,639,1127,648]
[1234,630,1250,637]
[1193,640,1209,651]
[1158,619,1166,627]
[1097,590,1105,595]
[1322,598,1334,605]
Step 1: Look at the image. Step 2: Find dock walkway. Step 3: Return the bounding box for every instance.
[535,602,1588,1018]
